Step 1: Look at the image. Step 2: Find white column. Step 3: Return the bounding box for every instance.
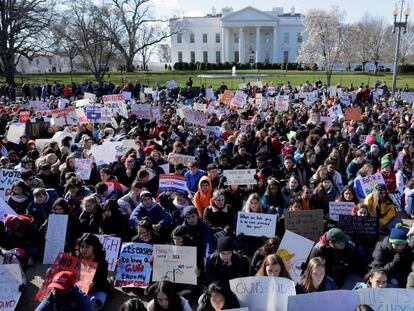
[239,27,244,63]
[221,27,226,63]
[255,26,261,63]
[272,27,278,63]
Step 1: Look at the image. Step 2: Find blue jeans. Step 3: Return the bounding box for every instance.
[88,291,107,311]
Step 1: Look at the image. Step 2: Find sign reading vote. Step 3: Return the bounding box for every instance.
[223,169,257,186]
[236,212,277,238]
[0,169,21,201]
[339,215,379,246]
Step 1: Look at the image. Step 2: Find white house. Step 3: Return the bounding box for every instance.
[170,6,305,64]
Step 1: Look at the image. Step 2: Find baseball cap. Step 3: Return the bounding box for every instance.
[48,271,76,290]
[327,228,350,244]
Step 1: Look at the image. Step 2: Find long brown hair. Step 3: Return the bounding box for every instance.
[256,254,291,279]
[302,257,326,293]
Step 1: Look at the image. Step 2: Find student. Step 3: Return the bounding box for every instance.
[256,254,292,279]
[295,257,337,294]
[197,281,240,311]
[147,281,192,311]
[353,268,387,290]
[118,298,146,311]
[194,176,213,217]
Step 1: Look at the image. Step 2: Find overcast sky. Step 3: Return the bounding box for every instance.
[153,0,412,24]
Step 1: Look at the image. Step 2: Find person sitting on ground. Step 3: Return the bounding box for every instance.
[295,257,337,294]
[353,268,387,290]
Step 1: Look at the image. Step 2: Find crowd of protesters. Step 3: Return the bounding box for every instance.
[0,76,414,311]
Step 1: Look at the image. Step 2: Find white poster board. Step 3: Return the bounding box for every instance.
[167,153,195,167]
[230,276,295,311]
[231,91,248,107]
[329,202,355,221]
[91,144,117,165]
[84,92,96,103]
[0,169,21,201]
[43,215,68,264]
[360,173,385,197]
[6,123,25,145]
[277,230,315,283]
[236,212,277,238]
[153,245,197,285]
[75,158,92,180]
[288,290,359,311]
[96,235,122,272]
[223,169,257,186]
[102,94,125,105]
[0,264,23,311]
[328,104,344,119]
[357,288,414,310]
[0,197,17,222]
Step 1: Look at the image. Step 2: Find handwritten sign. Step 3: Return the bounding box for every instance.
[75,159,92,180]
[328,104,344,119]
[285,209,324,242]
[236,212,277,238]
[167,153,195,167]
[230,276,295,311]
[36,252,97,301]
[288,290,359,311]
[115,243,153,288]
[153,245,197,285]
[159,174,188,194]
[96,235,121,272]
[231,91,248,107]
[75,99,89,108]
[0,169,21,201]
[339,215,379,246]
[0,197,16,222]
[43,215,68,264]
[6,123,25,145]
[357,288,414,310]
[91,144,117,165]
[84,92,96,103]
[276,95,290,112]
[0,264,22,311]
[360,173,385,197]
[328,202,355,221]
[75,108,87,124]
[102,94,125,105]
[220,90,234,105]
[18,112,30,123]
[131,103,152,120]
[223,169,257,186]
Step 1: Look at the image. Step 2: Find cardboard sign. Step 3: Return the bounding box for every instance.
[223,169,257,186]
[167,153,195,167]
[339,215,379,246]
[360,173,385,197]
[122,91,132,101]
[75,158,92,180]
[75,99,89,108]
[0,264,22,311]
[84,92,96,103]
[131,103,152,120]
[102,94,125,105]
[231,91,248,107]
[6,123,25,145]
[276,95,290,112]
[0,197,17,221]
[220,90,234,105]
[277,230,315,283]
[345,107,362,121]
[285,209,324,242]
[230,276,295,311]
[75,108,87,124]
[206,88,215,99]
[357,288,414,310]
[96,235,121,272]
[115,243,153,288]
[102,103,128,122]
[36,252,97,301]
[91,144,117,165]
[43,215,68,264]
[159,174,188,194]
[0,169,21,201]
[236,212,277,238]
[288,290,359,311]
[328,202,355,221]
[153,245,197,285]
[182,109,208,127]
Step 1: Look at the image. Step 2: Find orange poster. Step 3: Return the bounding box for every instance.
[220,90,234,105]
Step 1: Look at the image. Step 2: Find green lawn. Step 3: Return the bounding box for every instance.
[11,70,414,90]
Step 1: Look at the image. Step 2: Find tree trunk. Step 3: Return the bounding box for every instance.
[362,61,367,73]
[2,53,16,85]
[325,70,332,86]
[126,56,134,72]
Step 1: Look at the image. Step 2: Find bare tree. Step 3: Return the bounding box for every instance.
[350,14,374,73]
[367,17,393,75]
[137,25,158,69]
[396,22,414,64]
[0,0,55,84]
[297,8,350,86]
[98,0,179,72]
[158,43,171,63]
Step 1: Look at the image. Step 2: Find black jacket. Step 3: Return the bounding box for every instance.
[205,251,249,285]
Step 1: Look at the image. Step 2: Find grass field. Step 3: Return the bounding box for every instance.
[11,69,414,90]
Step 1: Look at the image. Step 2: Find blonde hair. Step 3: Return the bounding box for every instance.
[302,257,326,293]
[82,195,99,210]
[242,193,263,213]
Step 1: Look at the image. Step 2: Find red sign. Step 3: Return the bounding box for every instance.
[19,112,30,123]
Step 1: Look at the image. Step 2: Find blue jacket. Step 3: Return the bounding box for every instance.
[129,201,172,229]
[182,218,214,257]
[295,276,337,294]
[35,285,92,311]
[184,169,206,194]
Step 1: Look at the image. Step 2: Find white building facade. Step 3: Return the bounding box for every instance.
[170,6,305,64]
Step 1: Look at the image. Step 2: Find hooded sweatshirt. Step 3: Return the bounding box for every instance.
[194,176,213,216]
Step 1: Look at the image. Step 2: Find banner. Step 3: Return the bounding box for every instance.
[288,290,359,311]
[6,123,25,145]
[236,212,277,238]
[0,197,17,221]
[276,95,290,112]
[357,288,414,310]
[328,202,355,221]
[43,215,68,264]
[75,158,92,180]
[0,264,22,311]
[339,215,379,246]
[159,174,188,194]
[167,153,195,167]
[360,173,385,197]
[284,209,324,242]
[223,169,257,186]
[115,243,153,288]
[230,276,295,311]
[102,94,125,105]
[153,245,197,285]
[0,169,21,201]
[277,230,315,283]
[96,235,121,272]
[36,252,97,301]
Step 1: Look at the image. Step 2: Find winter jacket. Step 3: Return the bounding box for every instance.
[183,218,214,257]
[295,276,337,294]
[347,160,365,181]
[205,251,249,285]
[194,176,213,216]
[129,201,172,229]
[185,169,206,194]
[35,285,92,311]
[364,193,397,228]
[26,189,58,227]
[79,208,103,234]
[203,204,236,231]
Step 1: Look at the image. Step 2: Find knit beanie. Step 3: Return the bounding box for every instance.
[389,223,408,244]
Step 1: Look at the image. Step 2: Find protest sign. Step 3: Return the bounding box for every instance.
[277,230,315,283]
[193,102,207,112]
[339,215,379,246]
[29,101,48,111]
[220,90,234,105]
[115,243,153,288]
[328,104,344,119]
[0,169,21,201]
[206,88,215,99]
[329,86,337,97]
[75,108,87,124]
[236,212,277,238]
[223,169,256,186]
[6,123,25,144]
[288,290,359,311]
[202,126,221,138]
[320,116,333,130]
[401,92,414,102]
[75,99,89,108]
[43,215,68,264]
[151,107,161,120]
[167,80,177,89]
[91,144,117,165]
[84,92,96,103]
[86,104,102,122]
[360,173,385,197]
[276,95,290,112]
[144,87,153,94]
[153,244,197,285]
[345,107,362,121]
[340,93,352,106]
[250,81,263,88]
[18,112,30,123]
[96,235,121,272]
[357,288,414,310]
[122,91,132,101]
[285,209,324,242]
[58,98,69,109]
[303,93,317,106]
[159,163,170,174]
[238,83,247,90]
[0,197,16,221]
[240,119,253,132]
[102,94,125,105]
[267,86,276,95]
[75,158,92,180]
[328,202,355,221]
[230,276,295,311]
[0,264,23,311]
[131,103,152,120]
[36,252,97,301]
[167,153,195,167]
[389,192,403,212]
[159,174,188,194]
[182,109,208,127]
[231,91,248,107]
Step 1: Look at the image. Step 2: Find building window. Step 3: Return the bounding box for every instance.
[216,33,220,43]
[297,32,303,43]
[36,59,39,65]
[190,33,195,43]
[48,58,52,65]
[203,33,208,43]
[249,33,254,45]
[265,33,270,44]
[190,51,195,63]
[283,51,289,63]
[178,51,183,62]
[283,33,289,44]
[216,51,221,63]
[203,51,208,63]
[234,33,239,43]
[234,51,239,62]
[177,33,182,43]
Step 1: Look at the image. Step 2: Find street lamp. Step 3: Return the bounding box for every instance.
[391,0,410,96]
